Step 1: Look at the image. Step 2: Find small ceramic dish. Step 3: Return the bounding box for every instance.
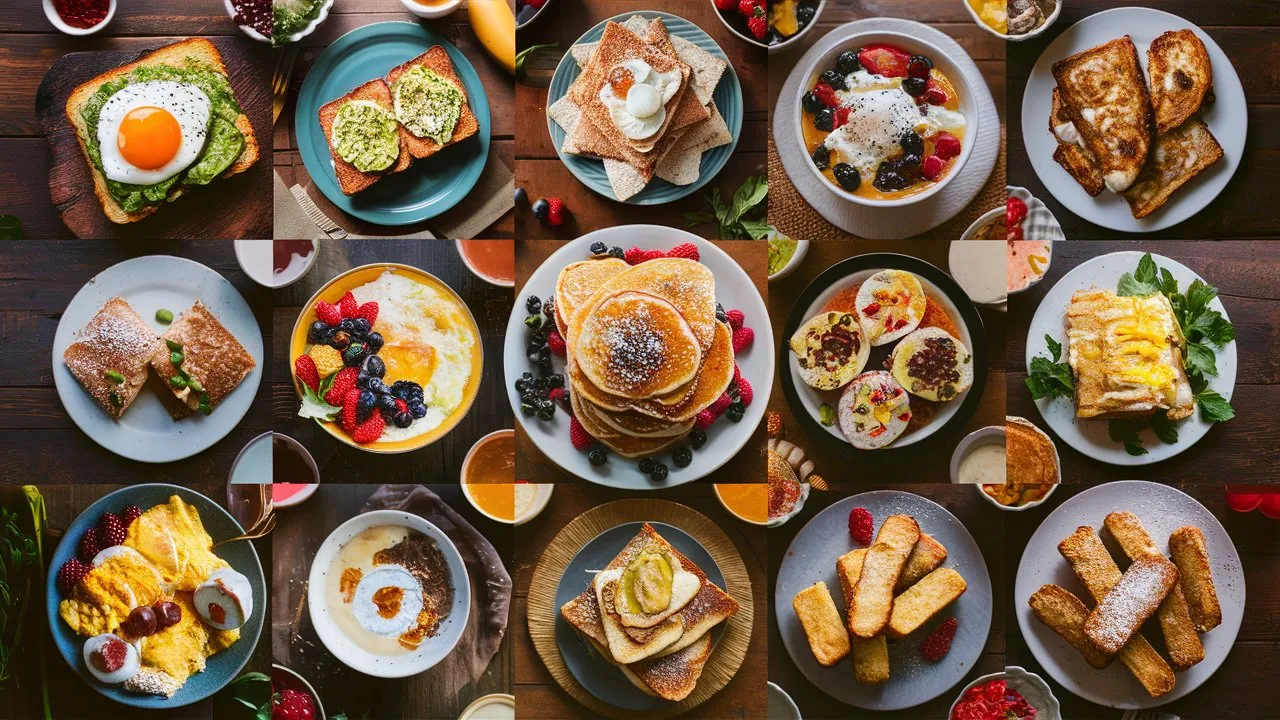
[223,0,268,43]
[767,681,802,719]
[235,240,319,289]
[960,206,1004,240]
[455,239,515,288]
[768,239,810,282]
[949,424,1005,485]
[272,664,326,720]
[1009,184,1065,244]
[712,0,827,54]
[516,0,556,29]
[949,666,1062,720]
[459,693,515,719]
[275,0,336,45]
[974,417,1060,513]
[963,0,1062,43]
[713,482,809,527]
[44,0,116,36]
[400,0,462,20]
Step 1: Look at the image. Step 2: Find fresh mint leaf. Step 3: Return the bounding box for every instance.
[298,381,339,422]
[1117,272,1160,297]
[1108,420,1150,455]
[726,175,768,225]
[1124,440,1149,456]
[1045,334,1063,362]
[1196,389,1235,423]
[737,218,773,239]
[1184,278,1218,313]
[1159,267,1179,296]
[684,176,776,239]
[1149,411,1179,445]
[683,211,715,228]
[1026,353,1074,400]
[1185,341,1218,378]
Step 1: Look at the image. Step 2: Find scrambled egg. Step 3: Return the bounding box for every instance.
[139,592,238,685]
[59,551,165,636]
[125,496,228,592]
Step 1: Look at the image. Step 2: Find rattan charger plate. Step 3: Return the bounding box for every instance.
[527,499,755,718]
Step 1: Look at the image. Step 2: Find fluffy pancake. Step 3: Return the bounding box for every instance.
[626,319,734,422]
[569,258,716,353]
[555,257,629,335]
[575,291,703,399]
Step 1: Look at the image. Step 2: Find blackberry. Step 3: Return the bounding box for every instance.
[548,374,564,388]
[520,401,535,415]
[366,332,384,352]
[814,107,835,132]
[589,241,607,255]
[526,295,542,314]
[673,448,692,468]
[819,69,847,91]
[608,246,625,260]
[796,1,816,24]
[902,75,927,97]
[811,145,830,171]
[639,457,655,473]
[588,449,607,466]
[835,49,860,74]
[650,463,669,482]
[833,163,860,191]
[536,403,555,421]
[900,132,924,157]
[515,378,529,394]
[801,91,823,114]
[690,430,707,449]
[409,403,428,419]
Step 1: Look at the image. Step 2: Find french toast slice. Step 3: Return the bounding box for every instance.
[886,567,966,639]
[896,533,948,593]
[850,515,920,638]
[834,549,889,685]
[318,79,411,195]
[150,301,255,419]
[1028,584,1112,669]
[384,46,479,160]
[1083,555,1179,656]
[1149,29,1213,135]
[1050,87,1105,197]
[792,581,850,667]
[1122,118,1223,219]
[1169,526,1222,632]
[1052,36,1153,193]
[63,297,164,420]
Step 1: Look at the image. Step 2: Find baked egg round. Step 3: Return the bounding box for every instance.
[855,270,927,346]
[838,370,912,450]
[889,326,973,402]
[789,311,870,390]
[352,565,424,637]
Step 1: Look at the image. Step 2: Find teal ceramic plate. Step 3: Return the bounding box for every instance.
[546,12,742,205]
[45,484,265,709]
[295,21,491,225]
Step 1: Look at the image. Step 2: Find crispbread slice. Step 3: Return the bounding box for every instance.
[318,79,411,195]
[384,46,479,160]
[655,106,732,186]
[63,37,259,224]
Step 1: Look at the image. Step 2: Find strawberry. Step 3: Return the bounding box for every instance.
[548,387,567,403]
[569,416,593,450]
[713,0,734,9]
[547,329,567,357]
[77,532,100,563]
[848,507,874,546]
[294,355,320,392]
[736,376,754,407]
[695,409,717,430]
[121,505,142,528]
[97,513,126,548]
[710,392,733,416]
[323,367,359,405]
[56,558,90,594]
[725,309,745,330]
[736,0,757,17]
[665,242,700,261]
[356,301,379,326]
[731,326,754,353]
[811,82,839,108]
[921,617,958,662]
[352,411,385,444]
[747,9,767,40]
[338,292,358,318]
[624,246,645,265]
[546,198,566,227]
[340,388,360,433]
[314,300,341,327]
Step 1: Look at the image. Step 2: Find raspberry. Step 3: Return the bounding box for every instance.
[569,416,593,450]
[725,309,745,330]
[340,388,360,433]
[736,0,757,16]
[338,292,358,318]
[352,411,385,444]
[747,11,767,40]
[547,330,566,357]
[395,398,408,414]
[920,617,958,662]
[548,387,566,402]
[356,301,379,326]
[1006,196,1028,225]
[121,505,142,527]
[736,376,754,407]
[323,367,359,405]
[294,355,320,392]
[546,198,566,227]
[56,558,90,594]
[848,507,873,546]
[710,392,732,416]
[695,409,716,430]
[77,532,100,563]
[921,155,945,181]
[97,513,126,548]
[665,243,700,261]
[642,249,665,262]
[624,246,645,265]
[274,688,317,720]
[812,82,839,108]
[833,106,850,129]
[732,363,742,386]
[731,326,754,353]
[314,301,341,327]
[713,0,734,9]
[933,132,962,160]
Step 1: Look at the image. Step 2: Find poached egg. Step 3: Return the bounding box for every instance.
[352,565,424,637]
[599,58,681,141]
[96,80,212,185]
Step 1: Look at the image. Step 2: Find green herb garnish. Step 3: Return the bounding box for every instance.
[155,308,173,324]
[166,339,182,352]
[1025,335,1074,400]
[818,403,836,426]
[104,370,124,384]
[685,176,775,239]
[169,376,187,389]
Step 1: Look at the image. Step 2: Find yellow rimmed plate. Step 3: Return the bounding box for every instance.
[288,263,483,454]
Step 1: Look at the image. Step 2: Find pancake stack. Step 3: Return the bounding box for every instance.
[555,256,735,458]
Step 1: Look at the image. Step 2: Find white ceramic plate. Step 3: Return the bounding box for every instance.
[51,255,264,464]
[1020,7,1247,233]
[307,509,471,678]
[506,229,773,488]
[775,490,992,710]
[1015,481,1244,709]
[1025,251,1236,465]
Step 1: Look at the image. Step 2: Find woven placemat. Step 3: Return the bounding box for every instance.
[527,499,755,719]
[768,129,1008,240]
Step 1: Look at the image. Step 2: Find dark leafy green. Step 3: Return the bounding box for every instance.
[1025,335,1074,400]
[685,176,773,239]
[0,216,22,240]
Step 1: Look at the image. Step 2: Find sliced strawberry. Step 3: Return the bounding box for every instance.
[858,44,911,78]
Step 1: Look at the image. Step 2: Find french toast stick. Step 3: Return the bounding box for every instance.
[793,582,850,666]
[1103,512,1204,669]
[850,515,920,638]
[1029,585,1112,669]
[896,533,948,594]
[887,568,966,639]
[1058,526,1175,698]
[1169,526,1222,632]
[1084,555,1179,655]
[835,549,890,684]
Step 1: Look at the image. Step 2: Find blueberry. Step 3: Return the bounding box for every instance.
[801,91,823,113]
[526,295,542,314]
[810,145,830,171]
[368,378,389,396]
[589,241,607,255]
[378,394,398,415]
[833,163,861,191]
[725,402,745,422]
[819,69,847,91]
[588,449,607,466]
[900,132,924,157]
[361,354,385,379]
[874,163,913,192]
[543,299,556,318]
[814,107,835,132]
[673,448,692,468]
[531,198,549,219]
[690,430,707,449]
[410,403,428,419]
[796,1,816,24]
[548,374,564,388]
[608,246,625,260]
[836,49,860,74]
[639,457,655,473]
[394,412,413,428]
[351,317,371,335]
[366,332,384,352]
[308,320,329,343]
[514,187,529,207]
[902,75,927,97]
[650,463,669,482]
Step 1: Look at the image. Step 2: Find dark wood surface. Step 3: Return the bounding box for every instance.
[0,1,271,239]
[275,0,515,238]
[1005,241,1280,484]
[272,240,515,482]
[512,483,768,718]
[0,481,272,719]
[1005,482,1280,719]
[515,0,768,239]
[767,483,1007,720]
[513,240,769,483]
[271,483,513,720]
[767,240,1006,482]
[1006,0,1280,239]
[0,241,272,484]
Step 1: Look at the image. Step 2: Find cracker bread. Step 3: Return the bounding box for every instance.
[63,297,164,420]
[64,38,259,224]
[384,46,479,160]
[318,79,411,196]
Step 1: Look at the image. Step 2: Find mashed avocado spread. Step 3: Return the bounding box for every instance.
[274,0,324,41]
[392,66,463,146]
[81,60,245,213]
[332,100,399,173]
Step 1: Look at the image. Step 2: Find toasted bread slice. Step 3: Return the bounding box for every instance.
[384,46,479,160]
[1084,555,1179,656]
[1149,29,1212,135]
[1122,118,1223,218]
[150,301,255,419]
[318,79,411,195]
[834,548,889,685]
[850,515,920,638]
[887,568,966,639]
[63,298,164,419]
[1050,87,1105,196]
[1169,526,1221,632]
[897,533,948,593]
[792,581,849,667]
[594,575,684,664]
[1028,584,1112,669]
[64,38,259,224]
[1052,36,1153,193]
[649,547,738,659]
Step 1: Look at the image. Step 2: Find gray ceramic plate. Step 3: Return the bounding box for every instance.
[775,490,992,710]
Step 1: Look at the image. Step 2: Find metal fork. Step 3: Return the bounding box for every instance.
[273,45,300,125]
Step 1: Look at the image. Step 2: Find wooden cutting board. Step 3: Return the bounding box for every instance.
[34,36,271,240]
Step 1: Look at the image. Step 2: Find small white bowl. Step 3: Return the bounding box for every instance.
[223,0,268,43]
[275,0,336,45]
[768,239,809,282]
[960,206,1005,240]
[272,664,327,720]
[516,0,556,29]
[963,0,1062,43]
[794,30,978,208]
[459,693,515,719]
[974,417,1061,512]
[235,239,320,289]
[400,0,462,20]
[713,481,809,527]
[949,424,1005,485]
[711,0,827,55]
[455,239,515,288]
[949,666,1062,720]
[43,0,116,36]
[767,681,802,720]
[459,429,554,526]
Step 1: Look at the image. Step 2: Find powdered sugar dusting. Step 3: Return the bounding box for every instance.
[1085,556,1176,653]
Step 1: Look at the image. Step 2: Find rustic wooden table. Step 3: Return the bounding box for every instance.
[0,1,271,239]
[512,482,768,718]
[1005,482,1280,719]
[1005,241,1279,484]
[767,483,1007,719]
[273,240,514,483]
[0,241,271,484]
[275,0,515,238]
[513,240,769,482]
[1006,0,1280,239]
[271,483,513,720]
[2,482,272,719]
[515,0,768,239]
[767,240,1007,483]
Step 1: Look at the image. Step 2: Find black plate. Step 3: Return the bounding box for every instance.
[777,252,988,463]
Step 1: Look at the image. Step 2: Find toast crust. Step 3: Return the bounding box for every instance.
[1122,118,1223,218]
[792,581,850,667]
[1029,584,1113,669]
[385,47,479,160]
[1149,29,1212,135]
[850,515,920,638]
[318,79,412,196]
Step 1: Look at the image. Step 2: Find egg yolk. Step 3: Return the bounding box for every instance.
[117,106,182,170]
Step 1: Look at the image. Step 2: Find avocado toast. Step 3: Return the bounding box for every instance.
[318,79,411,196]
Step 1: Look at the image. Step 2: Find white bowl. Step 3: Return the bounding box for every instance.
[235,239,320,289]
[793,31,978,208]
[272,664,327,720]
[712,481,808,527]
[307,510,471,677]
[949,424,1005,485]
[963,0,1062,43]
[768,239,809,282]
[275,0,336,45]
[455,239,515,288]
[949,666,1062,720]
[711,0,827,54]
[960,206,1005,240]
[974,417,1060,512]
[516,0,556,29]
[400,0,462,20]
[43,0,115,35]
[223,0,269,43]
[767,681,802,719]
